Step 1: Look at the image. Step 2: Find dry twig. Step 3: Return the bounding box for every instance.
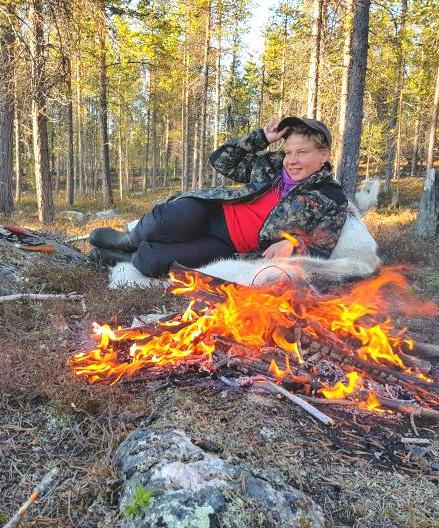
[263,380,335,426]
[3,468,59,528]
[0,293,87,312]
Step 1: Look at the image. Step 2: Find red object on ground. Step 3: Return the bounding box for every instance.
[20,244,55,254]
[222,186,281,252]
[2,224,31,236]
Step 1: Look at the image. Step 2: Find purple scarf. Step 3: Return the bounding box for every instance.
[278,167,301,198]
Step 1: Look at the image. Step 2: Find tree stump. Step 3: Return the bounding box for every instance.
[416,168,439,237]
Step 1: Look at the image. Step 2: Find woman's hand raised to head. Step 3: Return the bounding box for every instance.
[263,118,289,144]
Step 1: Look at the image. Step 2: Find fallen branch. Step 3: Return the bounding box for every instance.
[262,380,335,426]
[0,293,85,306]
[3,467,59,528]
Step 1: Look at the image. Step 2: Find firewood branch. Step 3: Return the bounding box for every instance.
[262,380,335,426]
[3,468,59,528]
[0,293,85,309]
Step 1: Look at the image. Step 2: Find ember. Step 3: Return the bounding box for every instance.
[70,265,439,418]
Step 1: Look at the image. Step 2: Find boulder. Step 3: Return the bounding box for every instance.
[114,428,325,528]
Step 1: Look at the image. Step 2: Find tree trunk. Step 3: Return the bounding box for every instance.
[75,59,84,194]
[212,8,222,186]
[306,0,323,119]
[258,55,265,127]
[416,169,439,237]
[30,0,54,223]
[278,12,289,117]
[118,119,123,199]
[197,0,211,189]
[13,94,21,203]
[336,0,371,200]
[425,62,439,173]
[150,102,157,188]
[0,20,14,213]
[66,58,75,207]
[98,1,112,205]
[192,117,199,189]
[384,0,407,193]
[164,117,170,187]
[410,110,421,178]
[336,0,353,170]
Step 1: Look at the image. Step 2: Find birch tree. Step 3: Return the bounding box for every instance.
[30,0,54,223]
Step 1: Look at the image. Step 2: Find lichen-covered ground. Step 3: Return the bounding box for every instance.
[1,180,438,527]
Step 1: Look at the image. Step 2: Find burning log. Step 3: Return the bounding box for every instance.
[401,341,439,359]
[297,322,439,397]
[397,352,431,374]
[300,393,439,420]
[374,395,439,419]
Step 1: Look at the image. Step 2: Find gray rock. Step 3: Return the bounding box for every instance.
[114,428,325,528]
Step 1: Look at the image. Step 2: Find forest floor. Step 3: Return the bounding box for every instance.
[1,179,439,528]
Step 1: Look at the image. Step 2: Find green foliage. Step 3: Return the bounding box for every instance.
[123,484,156,520]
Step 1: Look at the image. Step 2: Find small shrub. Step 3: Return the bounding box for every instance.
[123,484,156,520]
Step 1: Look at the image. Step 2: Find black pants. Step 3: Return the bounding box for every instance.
[131,198,236,277]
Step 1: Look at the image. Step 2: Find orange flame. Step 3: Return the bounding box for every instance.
[70,268,437,389]
[320,371,363,399]
[358,392,386,413]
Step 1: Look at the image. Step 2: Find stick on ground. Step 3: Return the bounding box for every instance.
[263,380,335,426]
[3,467,59,528]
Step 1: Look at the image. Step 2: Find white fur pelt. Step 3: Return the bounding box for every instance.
[109,179,380,289]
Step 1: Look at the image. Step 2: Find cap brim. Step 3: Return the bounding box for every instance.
[277,117,307,131]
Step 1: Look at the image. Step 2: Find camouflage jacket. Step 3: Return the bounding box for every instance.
[174,128,348,258]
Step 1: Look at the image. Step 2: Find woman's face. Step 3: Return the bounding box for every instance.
[283,133,330,181]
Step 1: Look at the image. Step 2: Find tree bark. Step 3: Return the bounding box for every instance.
[336,0,371,200]
[306,0,323,118]
[384,0,407,193]
[13,92,21,203]
[278,11,289,117]
[181,42,190,192]
[410,111,421,178]
[336,0,353,170]
[98,0,112,205]
[75,58,84,194]
[416,169,439,237]
[164,117,170,187]
[66,57,75,207]
[212,5,222,186]
[0,20,14,213]
[30,0,54,223]
[425,62,439,173]
[197,0,211,189]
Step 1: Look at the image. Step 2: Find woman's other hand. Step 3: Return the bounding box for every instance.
[263,118,289,144]
[262,240,294,259]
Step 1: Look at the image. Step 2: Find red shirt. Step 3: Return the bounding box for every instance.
[222,186,281,252]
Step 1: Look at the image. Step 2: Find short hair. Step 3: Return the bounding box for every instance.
[283,124,330,149]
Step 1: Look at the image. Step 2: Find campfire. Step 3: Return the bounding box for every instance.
[70,264,439,423]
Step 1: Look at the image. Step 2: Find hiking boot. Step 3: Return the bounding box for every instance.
[89,227,138,251]
[89,247,134,267]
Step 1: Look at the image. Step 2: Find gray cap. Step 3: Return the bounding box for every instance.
[277,116,332,147]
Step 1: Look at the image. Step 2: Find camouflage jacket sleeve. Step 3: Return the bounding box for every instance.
[260,188,347,257]
[208,128,270,183]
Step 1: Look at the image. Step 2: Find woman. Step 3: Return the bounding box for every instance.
[89,116,348,277]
